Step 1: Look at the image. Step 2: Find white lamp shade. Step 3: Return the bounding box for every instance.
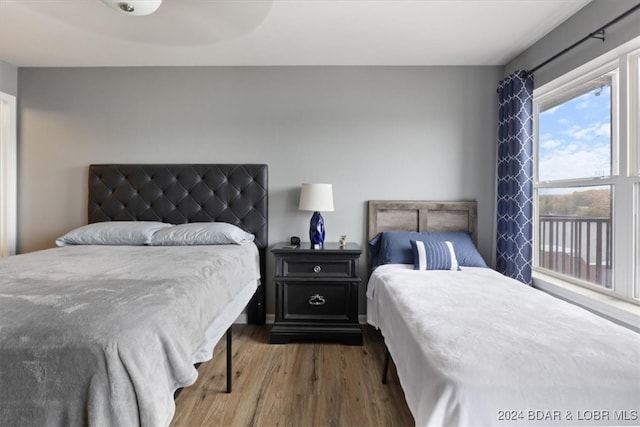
[299,183,334,212]
[101,0,162,16]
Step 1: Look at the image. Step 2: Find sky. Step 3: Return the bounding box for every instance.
[538,79,611,183]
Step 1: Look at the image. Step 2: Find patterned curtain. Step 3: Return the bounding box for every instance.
[496,71,534,285]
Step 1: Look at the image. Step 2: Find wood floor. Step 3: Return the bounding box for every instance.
[171,325,414,427]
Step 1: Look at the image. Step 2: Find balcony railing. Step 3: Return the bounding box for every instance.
[538,215,612,289]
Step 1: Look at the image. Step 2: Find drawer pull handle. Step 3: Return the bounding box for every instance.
[313,265,322,273]
[309,294,326,306]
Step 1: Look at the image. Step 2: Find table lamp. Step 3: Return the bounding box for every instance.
[299,183,334,248]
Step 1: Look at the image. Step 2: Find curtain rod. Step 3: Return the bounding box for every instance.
[526,2,640,76]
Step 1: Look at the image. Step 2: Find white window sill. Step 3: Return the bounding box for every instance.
[533,272,640,333]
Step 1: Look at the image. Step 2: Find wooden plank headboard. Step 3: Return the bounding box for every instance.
[367,200,478,245]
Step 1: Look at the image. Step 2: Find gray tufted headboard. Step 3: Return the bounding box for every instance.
[88,164,268,324]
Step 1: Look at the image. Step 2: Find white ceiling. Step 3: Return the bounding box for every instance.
[0,0,592,67]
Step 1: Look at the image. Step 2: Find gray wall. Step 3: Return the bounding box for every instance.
[12,0,639,315]
[505,0,640,87]
[17,66,501,314]
[0,59,18,95]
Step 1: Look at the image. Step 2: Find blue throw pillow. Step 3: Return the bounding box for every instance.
[411,240,459,271]
[369,231,487,268]
[425,231,488,268]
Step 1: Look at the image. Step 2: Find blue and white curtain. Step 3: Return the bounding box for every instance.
[496,71,534,285]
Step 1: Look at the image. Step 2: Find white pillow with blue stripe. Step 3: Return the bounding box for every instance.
[410,239,459,271]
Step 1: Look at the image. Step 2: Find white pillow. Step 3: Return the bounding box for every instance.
[55,221,173,246]
[149,222,255,246]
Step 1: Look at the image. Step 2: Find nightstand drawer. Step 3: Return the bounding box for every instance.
[283,282,351,321]
[282,259,353,278]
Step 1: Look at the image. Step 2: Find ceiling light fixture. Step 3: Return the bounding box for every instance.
[119,3,134,13]
[101,0,162,16]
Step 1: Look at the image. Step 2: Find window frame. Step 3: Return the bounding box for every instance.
[631,50,640,300]
[532,42,639,305]
[0,91,17,257]
[630,51,640,177]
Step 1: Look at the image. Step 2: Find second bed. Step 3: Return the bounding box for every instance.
[366,200,640,426]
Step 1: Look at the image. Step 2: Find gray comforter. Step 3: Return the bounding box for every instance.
[0,244,260,427]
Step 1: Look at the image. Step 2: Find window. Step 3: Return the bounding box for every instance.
[537,186,612,288]
[533,42,640,304]
[0,91,17,257]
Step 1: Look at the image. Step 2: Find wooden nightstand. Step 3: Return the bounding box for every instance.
[269,242,363,345]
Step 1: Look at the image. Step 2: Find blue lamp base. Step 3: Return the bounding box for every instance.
[309,211,325,248]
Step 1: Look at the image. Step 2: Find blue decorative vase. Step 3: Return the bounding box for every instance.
[309,211,325,247]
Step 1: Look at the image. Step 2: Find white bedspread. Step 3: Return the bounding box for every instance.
[0,244,259,427]
[367,265,640,426]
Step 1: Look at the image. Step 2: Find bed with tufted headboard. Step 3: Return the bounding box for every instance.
[88,163,268,323]
[0,164,269,427]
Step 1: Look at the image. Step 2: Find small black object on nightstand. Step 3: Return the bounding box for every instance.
[269,242,363,345]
